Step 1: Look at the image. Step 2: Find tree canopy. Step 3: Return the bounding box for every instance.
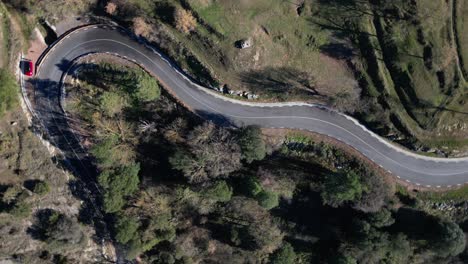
[238,126,266,163]
[321,170,363,207]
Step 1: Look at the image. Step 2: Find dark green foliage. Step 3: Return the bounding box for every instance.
[91,135,132,168]
[0,69,18,116]
[321,170,363,207]
[270,243,296,264]
[133,72,160,102]
[344,219,413,264]
[238,126,266,163]
[256,190,279,210]
[242,177,279,209]
[91,136,118,168]
[115,215,140,244]
[243,176,263,197]
[433,220,466,257]
[98,162,140,213]
[204,180,233,202]
[368,208,395,228]
[125,213,176,259]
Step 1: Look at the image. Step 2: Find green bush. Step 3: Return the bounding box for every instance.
[134,73,160,102]
[433,220,466,257]
[100,91,126,117]
[243,177,263,197]
[33,181,50,195]
[321,170,363,207]
[270,243,296,264]
[238,126,266,163]
[0,69,18,116]
[98,163,140,213]
[115,215,140,244]
[204,180,233,202]
[256,190,279,210]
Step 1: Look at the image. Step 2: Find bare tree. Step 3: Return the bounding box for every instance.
[174,8,197,34]
[105,1,117,15]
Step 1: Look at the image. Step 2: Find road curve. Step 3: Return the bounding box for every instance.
[33,25,468,187]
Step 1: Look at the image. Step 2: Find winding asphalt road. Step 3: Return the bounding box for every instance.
[32,25,468,187]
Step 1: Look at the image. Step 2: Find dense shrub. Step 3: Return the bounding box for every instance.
[238,126,266,163]
[204,181,233,202]
[270,243,296,264]
[115,215,139,244]
[321,170,363,207]
[256,190,279,210]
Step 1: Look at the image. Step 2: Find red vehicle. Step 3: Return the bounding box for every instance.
[22,60,34,77]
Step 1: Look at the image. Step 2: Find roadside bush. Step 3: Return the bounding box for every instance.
[132,17,151,38]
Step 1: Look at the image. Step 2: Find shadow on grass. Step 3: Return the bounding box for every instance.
[239,67,321,100]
